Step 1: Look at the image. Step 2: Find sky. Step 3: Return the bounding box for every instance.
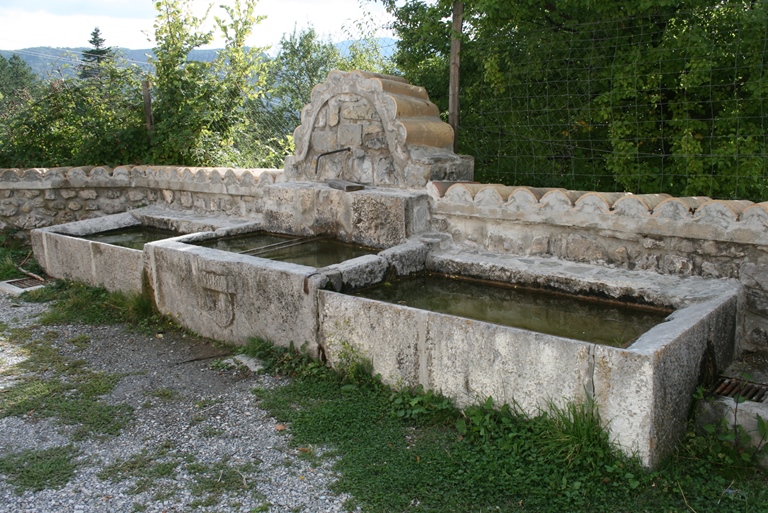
[0,0,395,52]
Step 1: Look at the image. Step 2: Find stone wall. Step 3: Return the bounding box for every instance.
[427,182,768,352]
[0,166,283,232]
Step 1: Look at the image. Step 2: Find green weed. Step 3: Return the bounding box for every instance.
[0,445,79,494]
[0,231,44,281]
[145,387,178,401]
[251,338,768,513]
[0,331,132,439]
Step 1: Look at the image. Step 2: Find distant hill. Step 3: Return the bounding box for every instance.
[0,47,219,79]
[1,39,398,79]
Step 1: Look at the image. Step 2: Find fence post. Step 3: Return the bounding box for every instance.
[449,1,463,153]
[142,79,154,136]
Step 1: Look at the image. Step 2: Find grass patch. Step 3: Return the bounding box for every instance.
[0,445,79,493]
[98,442,181,495]
[187,459,262,505]
[0,231,44,281]
[145,387,178,401]
[0,330,133,439]
[249,338,768,513]
[22,280,158,327]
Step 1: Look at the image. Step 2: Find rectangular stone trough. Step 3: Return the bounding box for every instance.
[319,247,745,467]
[144,229,420,351]
[31,207,257,294]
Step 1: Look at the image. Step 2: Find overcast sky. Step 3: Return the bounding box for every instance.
[0,0,394,52]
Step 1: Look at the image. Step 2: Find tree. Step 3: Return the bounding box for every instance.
[79,27,116,79]
[149,0,267,166]
[381,0,768,200]
[0,53,38,107]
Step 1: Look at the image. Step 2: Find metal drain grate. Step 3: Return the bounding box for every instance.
[711,376,768,402]
[5,277,48,289]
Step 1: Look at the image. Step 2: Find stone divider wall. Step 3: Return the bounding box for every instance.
[0,166,284,231]
[427,182,768,352]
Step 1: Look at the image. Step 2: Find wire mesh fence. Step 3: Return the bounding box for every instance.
[459,4,768,202]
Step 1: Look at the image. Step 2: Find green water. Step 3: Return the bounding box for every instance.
[196,233,378,268]
[355,273,671,347]
[82,226,180,250]
[265,239,377,268]
[196,232,295,252]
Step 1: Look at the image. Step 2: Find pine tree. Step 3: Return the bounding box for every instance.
[79,27,115,79]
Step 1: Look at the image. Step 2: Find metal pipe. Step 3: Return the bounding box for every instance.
[313,147,351,179]
[238,234,331,257]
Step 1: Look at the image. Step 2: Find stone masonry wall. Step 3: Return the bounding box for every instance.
[427,182,768,353]
[0,166,283,232]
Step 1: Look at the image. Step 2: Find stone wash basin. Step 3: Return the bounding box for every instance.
[30,208,257,294]
[319,245,745,467]
[145,227,395,353]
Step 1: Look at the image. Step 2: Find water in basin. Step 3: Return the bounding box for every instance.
[196,232,295,252]
[82,226,180,250]
[195,232,378,268]
[355,273,671,346]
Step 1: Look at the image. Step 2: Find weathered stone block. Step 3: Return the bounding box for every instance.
[310,130,337,153]
[79,189,98,200]
[338,124,363,147]
[128,190,146,202]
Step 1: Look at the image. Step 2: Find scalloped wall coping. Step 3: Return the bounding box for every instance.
[427,181,768,245]
[0,166,285,194]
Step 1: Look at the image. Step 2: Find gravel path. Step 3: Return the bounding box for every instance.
[0,292,351,513]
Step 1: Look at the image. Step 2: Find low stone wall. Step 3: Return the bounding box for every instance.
[0,166,283,232]
[427,183,768,353]
[0,166,428,249]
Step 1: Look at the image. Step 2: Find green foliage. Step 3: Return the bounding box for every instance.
[21,280,171,333]
[387,0,768,200]
[0,230,43,280]
[390,384,455,424]
[0,53,38,110]
[149,0,267,166]
[0,446,79,494]
[0,57,147,168]
[252,343,768,512]
[698,373,768,464]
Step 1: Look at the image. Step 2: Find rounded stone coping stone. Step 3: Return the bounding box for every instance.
[426,246,742,312]
[0,166,285,192]
[432,182,762,222]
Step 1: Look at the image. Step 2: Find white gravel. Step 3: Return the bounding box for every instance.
[0,292,353,513]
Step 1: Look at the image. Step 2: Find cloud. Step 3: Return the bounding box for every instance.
[0,0,394,51]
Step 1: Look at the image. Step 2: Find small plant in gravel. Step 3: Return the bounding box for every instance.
[67,334,91,350]
[0,231,44,281]
[0,445,79,494]
[0,330,133,440]
[98,442,182,496]
[187,458,263,507]
[145,387,178,401]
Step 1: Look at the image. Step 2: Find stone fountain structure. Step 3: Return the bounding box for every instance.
[1,71,766,467]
